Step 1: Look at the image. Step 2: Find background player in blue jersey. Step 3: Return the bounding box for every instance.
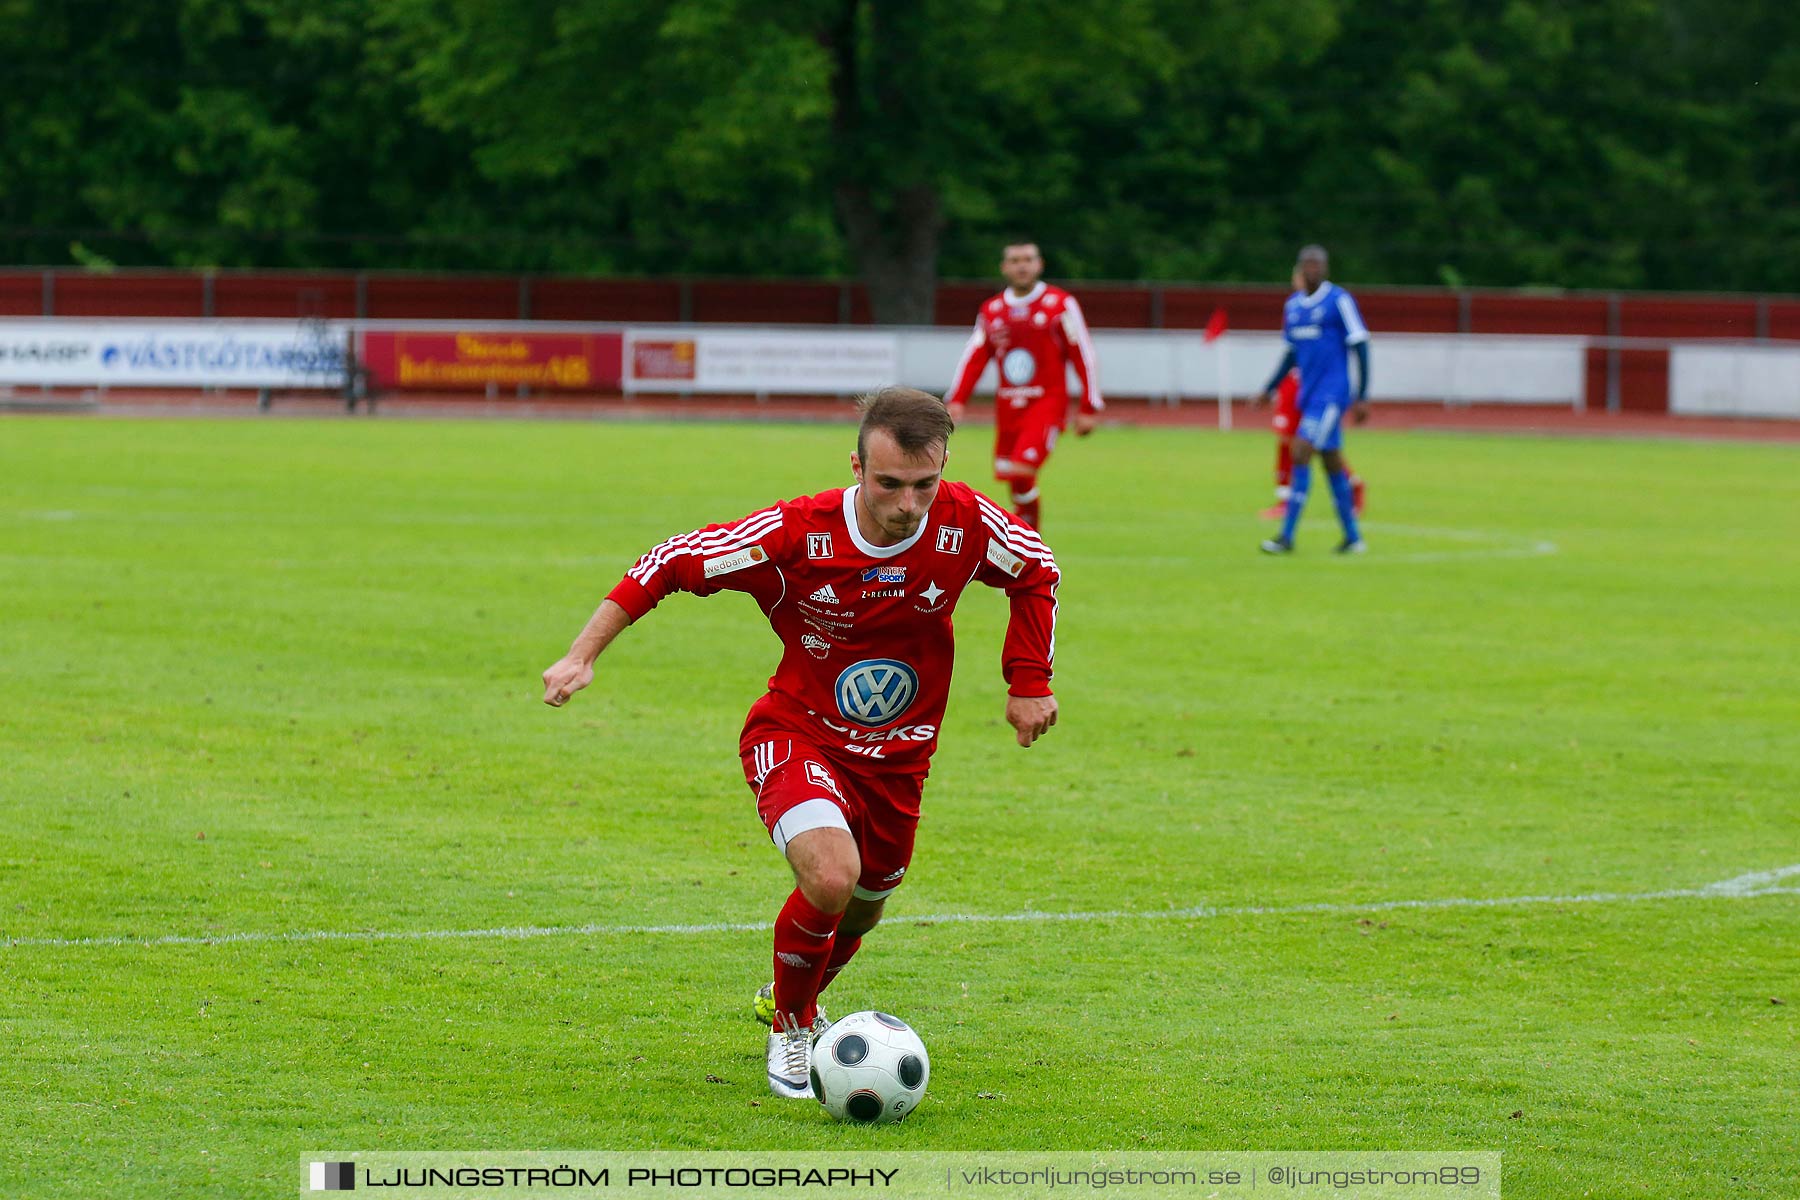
[1256,245,1370,555]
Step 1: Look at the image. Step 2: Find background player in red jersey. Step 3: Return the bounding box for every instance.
[944,240,1101,531]
[541,388,1060,1101]
[1257,267,1366,520]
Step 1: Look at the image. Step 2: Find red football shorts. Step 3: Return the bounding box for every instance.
[993,404,1062,481]
[741,737,923,901]
[1272,393,1300,436]
[1272,375,1300,436]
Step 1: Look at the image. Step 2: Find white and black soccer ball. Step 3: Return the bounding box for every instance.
[810,1011,930,1124]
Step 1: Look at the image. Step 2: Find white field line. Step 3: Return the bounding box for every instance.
[1349,521,1558,564]
[10,508,573,528]
[1346,543,1559,565]
[4,865,1795,953]
[17,509,1557,565]
[1080,519,1558,567]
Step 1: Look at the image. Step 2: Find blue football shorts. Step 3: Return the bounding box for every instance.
[1295,397,1349,451]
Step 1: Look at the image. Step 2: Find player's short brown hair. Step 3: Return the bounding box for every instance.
[857,387,954,462]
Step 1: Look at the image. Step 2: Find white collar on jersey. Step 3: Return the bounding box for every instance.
[842,485,932,559]
[1005,281,1047,306]
[1301,281,1335,304]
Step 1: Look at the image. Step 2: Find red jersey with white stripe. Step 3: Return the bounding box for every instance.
[945,282,1103,421]
[604,480,1059,773]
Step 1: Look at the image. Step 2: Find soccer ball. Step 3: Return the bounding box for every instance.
[810,1011,930,1124]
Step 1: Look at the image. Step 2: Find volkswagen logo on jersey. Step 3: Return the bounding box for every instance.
[834,659,919,728]
[1001,347,1037,385]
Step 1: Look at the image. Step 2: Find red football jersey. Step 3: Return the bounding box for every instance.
[945,282,1103,421]
[604,480,1059,773]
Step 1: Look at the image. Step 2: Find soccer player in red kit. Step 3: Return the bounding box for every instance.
[944,240,1101,530]
[541,388,1060,1101]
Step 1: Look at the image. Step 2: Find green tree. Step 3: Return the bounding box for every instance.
[0,0,480,269]
[378,0,1337,318]
[2,0,1797,296]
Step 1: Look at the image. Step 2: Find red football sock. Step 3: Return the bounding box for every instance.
[1011,479,1041,530]
[1276,437,1293,489]
[771,888,840,1027]
[816,934,863,997]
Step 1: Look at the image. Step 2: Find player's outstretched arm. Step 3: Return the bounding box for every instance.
[944,316,993,426]
[973,492,1062,745]
[1061,297,1103,436]
[548,502,785,706]
[542,598,632,707]
[1006,693,1058,747]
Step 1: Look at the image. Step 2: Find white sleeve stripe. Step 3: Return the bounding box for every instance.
[1337,294,1369,341]
[653,512,781,559]
[647,507,780,548]
[974,498,1056,562]
[974,501,1019,543]
[630,510,782,576]
[974,495,1051,550]
[627,509,783,583]
[971,496,1060,667]
[975,511,1060,575]
[981,522,1058,573]
[1000,528,1056,568]
[1011,525,1053,556]
[1060,298,1104,410]
[681,511,782,552]
[630,522,779,583]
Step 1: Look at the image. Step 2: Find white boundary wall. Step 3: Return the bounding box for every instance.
[0,319,347,388]
[1669,343,1800,418]
[2,316,1796,419]
[618,324,1592,406]
[623,327,897,394]
[896,329,1588,406]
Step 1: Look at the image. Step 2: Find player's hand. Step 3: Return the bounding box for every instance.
[1074,412,1098,437]
[1352,401,1370,425]
[542,656,594,707]
[945,401,967,425]
[1005,694,1058,747]
[1253,390,1273,408]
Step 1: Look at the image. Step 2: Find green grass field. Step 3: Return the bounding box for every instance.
[1,415,1795,1198]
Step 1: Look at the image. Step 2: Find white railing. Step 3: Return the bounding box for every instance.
[3,317,1797,420]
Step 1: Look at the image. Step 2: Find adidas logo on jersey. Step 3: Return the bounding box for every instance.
[809,585,840,604]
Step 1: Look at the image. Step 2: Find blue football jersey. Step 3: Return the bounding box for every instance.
[1282,282,1369,408]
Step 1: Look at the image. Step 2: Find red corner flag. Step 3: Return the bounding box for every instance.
[1203,307,1229,343]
